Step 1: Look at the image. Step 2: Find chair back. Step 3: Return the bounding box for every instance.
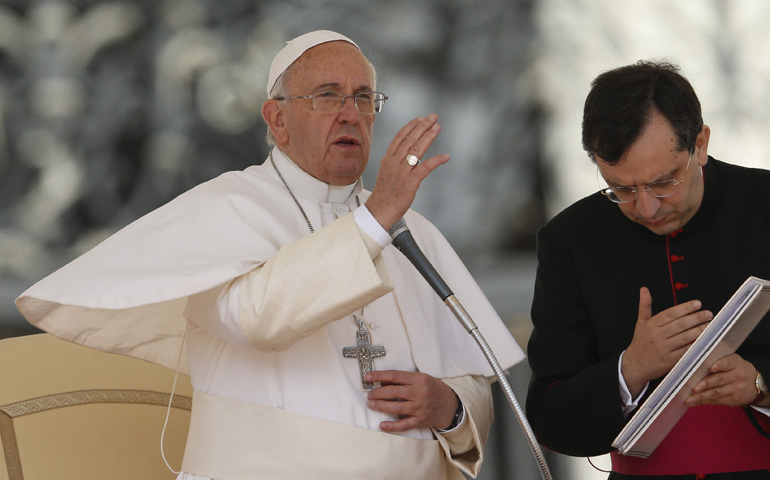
[0,333,192,480]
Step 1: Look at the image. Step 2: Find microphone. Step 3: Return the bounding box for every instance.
[387,218,453,301]
[387,217,475,332]
[386,216,553,480]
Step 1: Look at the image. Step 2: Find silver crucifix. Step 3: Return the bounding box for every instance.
[342,320,386,390]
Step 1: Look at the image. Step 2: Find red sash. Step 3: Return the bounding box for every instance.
[611,405,770,475]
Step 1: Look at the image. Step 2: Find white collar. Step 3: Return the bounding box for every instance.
[271,148,362,205]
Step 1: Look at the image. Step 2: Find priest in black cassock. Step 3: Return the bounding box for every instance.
[526,60,770,479]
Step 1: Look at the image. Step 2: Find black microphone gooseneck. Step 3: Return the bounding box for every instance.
[387,219,452,299]
[388,218,553,480]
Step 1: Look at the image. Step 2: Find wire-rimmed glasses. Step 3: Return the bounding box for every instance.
[275,91,388,115]
[599,154,693,204]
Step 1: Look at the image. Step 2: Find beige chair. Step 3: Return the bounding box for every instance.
[0,333,192,480]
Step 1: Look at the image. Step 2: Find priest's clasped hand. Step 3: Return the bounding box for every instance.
[364,370,460,432]
[686,353,764,407]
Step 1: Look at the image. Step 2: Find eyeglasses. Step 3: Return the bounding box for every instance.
[599,153,693,204]
[275,91,388,115]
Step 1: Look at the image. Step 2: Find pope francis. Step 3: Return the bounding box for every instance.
[16,30,524,479]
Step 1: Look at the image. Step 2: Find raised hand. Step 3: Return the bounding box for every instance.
[365,114,450,231]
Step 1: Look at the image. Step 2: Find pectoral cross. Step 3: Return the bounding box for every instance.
[342,316,386,390]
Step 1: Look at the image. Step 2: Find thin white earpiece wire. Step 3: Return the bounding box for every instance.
[161,323,190,475]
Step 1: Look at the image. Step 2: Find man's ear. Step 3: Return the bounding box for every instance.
[262,100,288,144]
[695,124,711,166]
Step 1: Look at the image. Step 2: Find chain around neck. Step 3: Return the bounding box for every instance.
[269,149,360,235]
[270,150,315,234]
[270,150,375,375]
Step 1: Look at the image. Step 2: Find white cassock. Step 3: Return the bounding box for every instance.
[17,148,525,479]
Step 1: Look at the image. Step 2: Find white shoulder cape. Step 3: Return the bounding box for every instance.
[16,159,524,378]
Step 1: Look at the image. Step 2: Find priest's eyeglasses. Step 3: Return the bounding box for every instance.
[599,154,693,204]
[275,91,388,115]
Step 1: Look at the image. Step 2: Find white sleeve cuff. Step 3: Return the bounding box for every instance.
[618,351,649,417]
[353,205,392,248]
[436,403,466,433]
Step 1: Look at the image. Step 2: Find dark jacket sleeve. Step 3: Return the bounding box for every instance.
[526,225,628,456]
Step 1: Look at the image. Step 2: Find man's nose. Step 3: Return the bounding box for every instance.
[635,190,660,218]
[337,96,360,122]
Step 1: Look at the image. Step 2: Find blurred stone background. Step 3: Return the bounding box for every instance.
[2,0,770,478]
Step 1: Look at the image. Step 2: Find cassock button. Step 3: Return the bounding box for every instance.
[669,228,684,238]
[670,255,684,263]
[674,282,689,291]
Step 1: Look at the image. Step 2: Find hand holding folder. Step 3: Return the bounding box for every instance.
[613,276,770,458]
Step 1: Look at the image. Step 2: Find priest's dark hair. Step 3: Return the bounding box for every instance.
[581,60,703,165]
